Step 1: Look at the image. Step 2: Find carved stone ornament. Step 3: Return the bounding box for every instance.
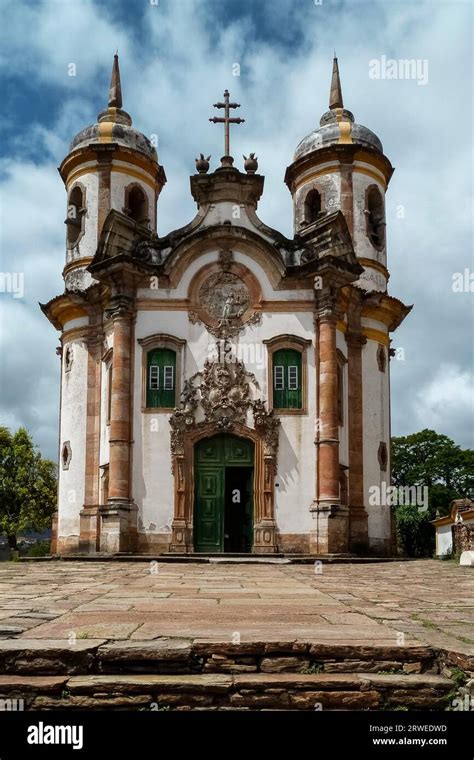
[133,238,164,265]
[200,271,249,319]
[169,357,280,468]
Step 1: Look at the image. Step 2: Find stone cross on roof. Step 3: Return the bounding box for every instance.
[209,89,245,167]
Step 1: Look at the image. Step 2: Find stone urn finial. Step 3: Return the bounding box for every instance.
[243,153,258,174]
[195,154,211,174]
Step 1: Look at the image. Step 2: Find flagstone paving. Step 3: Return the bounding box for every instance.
[0,559,472,655]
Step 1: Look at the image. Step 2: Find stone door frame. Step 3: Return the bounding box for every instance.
[170,421,278,554]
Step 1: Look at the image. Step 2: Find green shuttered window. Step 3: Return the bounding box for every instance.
[146,348,176,408]
[273,348,302,409]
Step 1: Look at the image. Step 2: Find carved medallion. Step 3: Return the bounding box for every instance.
[199,272,250,323]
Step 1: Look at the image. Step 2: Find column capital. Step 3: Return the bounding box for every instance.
[314,285,339,321]
[345,330,367,349]
[105,294,134,321]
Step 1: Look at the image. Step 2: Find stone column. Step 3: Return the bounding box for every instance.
[346,331,369,551]
[79,328,102,553]
[310,289,349,554]
[100,296,137,553]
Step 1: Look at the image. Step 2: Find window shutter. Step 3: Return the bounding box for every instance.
[149,365,159,389]
[164,365,174,390]
[274,365,284,390]
[288,365,298,390]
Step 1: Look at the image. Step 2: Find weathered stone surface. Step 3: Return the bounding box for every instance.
[359,673,452,690]
[323,660,403,673]
[230,691,290,708]
[0,676,68,693]
[289,690,380,710]
[308,644,433,661]
[260,657,309,673]
[0,625,27,635]
[32,695,153,709]
[234,673,362,690]
[98,638,192,662]
[386,690,449,709]
[0,639,106,674]
[67,674,233,694]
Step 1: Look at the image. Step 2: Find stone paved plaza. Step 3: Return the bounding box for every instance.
[0,559,472,654]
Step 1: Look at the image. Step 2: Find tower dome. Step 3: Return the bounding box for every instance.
[58,54,166,291]
[285,56,394,293]
[69,55,158,162]
[294,58,383,159]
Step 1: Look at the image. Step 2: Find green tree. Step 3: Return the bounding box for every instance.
[0,426,57,550]
[391,429,474,556]
[392,429,474,516]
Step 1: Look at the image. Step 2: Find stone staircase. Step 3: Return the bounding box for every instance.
[0,638,468,711]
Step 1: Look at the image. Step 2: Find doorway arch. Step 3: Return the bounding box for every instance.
[194,434,254,553]
[169,420,279,555]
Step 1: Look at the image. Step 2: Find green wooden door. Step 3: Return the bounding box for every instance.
[194,435,253,552]
[194,467,224,552]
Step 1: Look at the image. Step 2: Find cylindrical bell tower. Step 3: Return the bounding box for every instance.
[285,56,394,294]
[58,54,166,291]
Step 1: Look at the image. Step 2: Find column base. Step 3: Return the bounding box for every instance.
[79,506,100,554]
[99,499,138,554]
[349,505,369,554]
[170,520,193,553]
[50,511,59,554]
[253,521,279,554]
[309,502,349,554]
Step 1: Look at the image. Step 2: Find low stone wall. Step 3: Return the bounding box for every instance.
[0,638,471,711]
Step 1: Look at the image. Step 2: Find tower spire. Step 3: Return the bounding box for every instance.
[329,55,343,110]
[108,53,122,109]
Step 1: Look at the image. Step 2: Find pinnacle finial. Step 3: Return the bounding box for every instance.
[108,53,122,109]
[329,55,343,110]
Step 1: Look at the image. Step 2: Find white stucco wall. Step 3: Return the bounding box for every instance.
[362,337,391,550]
[66,169,99,263]
[132,280,316,540]
[110,163,156,230]
[435,524,453,557]
[57,339,88,543]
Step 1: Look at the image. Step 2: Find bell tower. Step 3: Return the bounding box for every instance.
[285,56,393,294]
[285,57,411,555]
[58,54,166,291]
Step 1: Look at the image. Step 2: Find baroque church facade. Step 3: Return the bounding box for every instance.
[42,56,411,556]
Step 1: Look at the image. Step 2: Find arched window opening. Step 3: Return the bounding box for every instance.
[66,186,85,247]
[304,189,322,224]
[127,185,148,224]
[366,186,385,248]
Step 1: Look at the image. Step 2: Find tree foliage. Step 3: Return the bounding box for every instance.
[391,429,474,557]
[392,429,474,517]
[0,427,57,549]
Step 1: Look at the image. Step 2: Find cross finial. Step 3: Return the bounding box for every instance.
[209,89,245,168]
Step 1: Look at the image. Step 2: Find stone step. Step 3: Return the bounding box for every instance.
[0,637,439,675]
[0,672,454,710]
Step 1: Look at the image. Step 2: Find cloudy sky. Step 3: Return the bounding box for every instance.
[0,0,472,460]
